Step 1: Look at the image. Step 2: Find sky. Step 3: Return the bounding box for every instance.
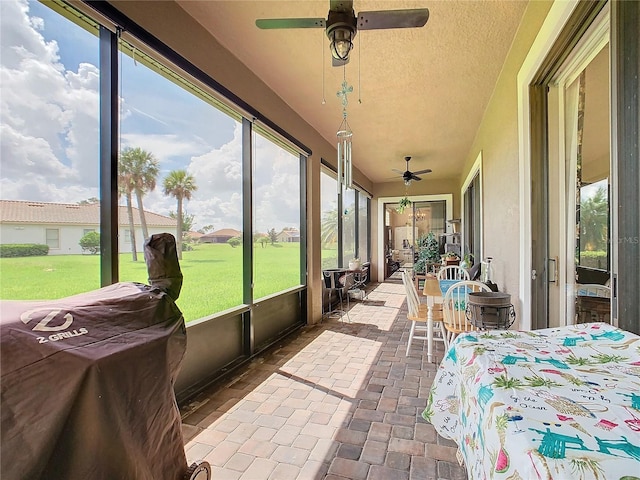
[0,0,301,233]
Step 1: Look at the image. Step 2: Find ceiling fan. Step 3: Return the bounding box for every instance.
[392,156,432,185]
[255,1,429,66]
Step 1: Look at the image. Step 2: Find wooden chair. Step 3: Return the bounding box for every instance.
[401,270,448,356]
[442,280,491,343]
[437,265,470,281]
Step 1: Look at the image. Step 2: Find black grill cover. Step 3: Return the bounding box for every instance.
[0,282,187,480]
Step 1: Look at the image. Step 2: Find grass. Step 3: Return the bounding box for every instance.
[0,243,301,322]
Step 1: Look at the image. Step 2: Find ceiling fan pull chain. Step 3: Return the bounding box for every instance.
[358,37,362,104]
[321,32,326,105]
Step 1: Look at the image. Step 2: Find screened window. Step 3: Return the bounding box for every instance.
[342,187,356,266]
[357,191,369,262]
[117,36,243,322]
[320,169,339,269]
[463,172,481,265]
[252,129,301,299]
[0,0,100,299]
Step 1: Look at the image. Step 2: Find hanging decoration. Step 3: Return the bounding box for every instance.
[336,68,353,193]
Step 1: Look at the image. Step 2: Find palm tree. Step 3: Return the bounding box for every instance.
[580,185,608,252]
[163,170,197,259]
[120,147,159,241]
[118,158,138,261]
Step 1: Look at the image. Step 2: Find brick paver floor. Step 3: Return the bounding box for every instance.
[181,281,468,480]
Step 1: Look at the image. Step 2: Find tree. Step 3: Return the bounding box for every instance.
[198,224,214,234]
[257,237,269,248]
[78,197,99,205]
[170,211,195,234]
[580,186,608,252]
[228,236,242,248]
[163,169,197,259]
[118,156,138,261]
[320,208,339,247]
[268,228,278,245]
[120,147,159,241]
[79,231,100,254]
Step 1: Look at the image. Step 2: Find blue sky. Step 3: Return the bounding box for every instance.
[0,0,301,232]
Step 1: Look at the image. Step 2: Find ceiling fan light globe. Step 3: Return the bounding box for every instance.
[330,28,353,60]
[404,178,411,186]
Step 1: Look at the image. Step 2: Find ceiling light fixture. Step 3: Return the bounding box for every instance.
[326,11,357,61]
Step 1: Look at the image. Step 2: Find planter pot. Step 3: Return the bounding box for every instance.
[349,261,361,270]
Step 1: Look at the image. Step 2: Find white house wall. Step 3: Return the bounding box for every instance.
[1,223,173,255]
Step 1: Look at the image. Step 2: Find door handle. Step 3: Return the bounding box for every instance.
[548,257,558,283]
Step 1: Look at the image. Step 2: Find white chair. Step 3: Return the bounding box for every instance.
[576,284,611,324]
[437,265,470,281]
[576,284,611,298]
[402,270,448,356]
[442,280,492,343]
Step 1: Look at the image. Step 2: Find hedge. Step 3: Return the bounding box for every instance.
[579,250,607,270]
[0,244,49,258]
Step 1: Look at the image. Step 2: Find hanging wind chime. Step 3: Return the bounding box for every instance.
[336,67,353,193]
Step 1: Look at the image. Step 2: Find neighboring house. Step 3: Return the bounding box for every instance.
[0,200,176,255]
[276,228,300,243]
[200,228,241,244]
[185,231,204,242]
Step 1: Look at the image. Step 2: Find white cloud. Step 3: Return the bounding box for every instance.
[0,0,99,201]
[0,0,304,234]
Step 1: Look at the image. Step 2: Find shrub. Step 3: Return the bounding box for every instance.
[79,231,100,254]
[0,244,49,258]
[228,236,242,248]
[579,250,608,270]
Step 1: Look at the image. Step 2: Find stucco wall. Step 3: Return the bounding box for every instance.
[1,223,169,255]
[457,0,554,328]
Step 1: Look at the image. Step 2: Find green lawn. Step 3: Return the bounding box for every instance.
[0,243,301,322]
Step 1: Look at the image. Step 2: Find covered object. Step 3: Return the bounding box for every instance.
[0,234,206,480]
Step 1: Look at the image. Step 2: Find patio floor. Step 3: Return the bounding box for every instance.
[180,281,467,480]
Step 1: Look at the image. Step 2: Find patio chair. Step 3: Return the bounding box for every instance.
[442,280,491,343]
[401,270,448,356]
[437,265,470,281]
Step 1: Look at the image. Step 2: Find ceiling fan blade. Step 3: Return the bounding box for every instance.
[391,168,404,175]
[411,174,423,182]
[357,9,429,30]
[412,168,432,175]
[332,56,350,67]
[256,18,325,29]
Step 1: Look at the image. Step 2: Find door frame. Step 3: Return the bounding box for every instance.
[517,0,605,331]
[376,194,453,283]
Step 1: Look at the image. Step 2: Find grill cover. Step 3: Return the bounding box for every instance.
[0,282,187,480]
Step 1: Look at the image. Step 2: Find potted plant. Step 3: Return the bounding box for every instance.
[414,232,440,274]
[460,252,474,269]
[396,196,412,214]
[348,257,361,270]
[443,251,460,266]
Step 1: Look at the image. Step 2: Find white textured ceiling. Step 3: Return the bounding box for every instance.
[177,1,528,184]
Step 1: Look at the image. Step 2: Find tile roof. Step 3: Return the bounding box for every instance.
[202,228,242,238]
[0,200,176,227]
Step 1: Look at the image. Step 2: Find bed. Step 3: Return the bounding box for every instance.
[422,322,640,479]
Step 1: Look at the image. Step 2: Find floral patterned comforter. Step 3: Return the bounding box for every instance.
[422,322,640,480]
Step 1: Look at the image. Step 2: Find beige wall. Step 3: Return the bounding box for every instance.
[456,1,553,328]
